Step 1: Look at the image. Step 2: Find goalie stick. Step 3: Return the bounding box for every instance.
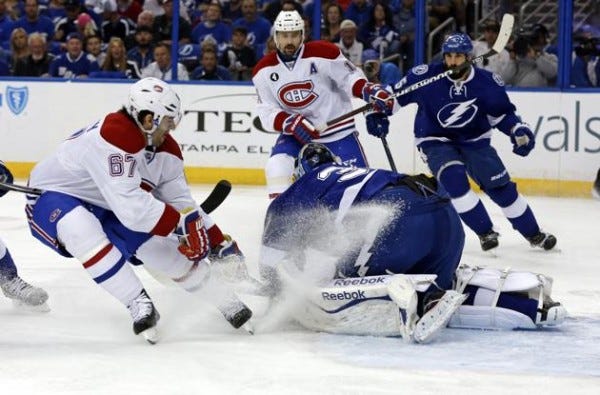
[0,179,232,215]
[319,13,515,129]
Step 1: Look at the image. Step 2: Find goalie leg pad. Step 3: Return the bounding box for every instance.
[451,264,567,330]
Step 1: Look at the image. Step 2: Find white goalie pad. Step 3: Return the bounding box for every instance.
[449,264,566,330]
[276,263,438,340]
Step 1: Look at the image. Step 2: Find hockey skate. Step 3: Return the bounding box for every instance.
[478,230,499,251]
[537,299,567,326]
[0,276,50,312]
[592,170,600,199]
[527,231,557,250]
[413,290,467,344]
[128,289,160,344]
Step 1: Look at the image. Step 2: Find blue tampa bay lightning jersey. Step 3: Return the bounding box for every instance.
[394,63,521,145]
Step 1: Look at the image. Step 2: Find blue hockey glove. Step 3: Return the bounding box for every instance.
[511,125,535,157]
[362,83,394,116]
[365,112,390,138]
[283,114,319,145]
[175,209,210,262]
[0,161,14,198]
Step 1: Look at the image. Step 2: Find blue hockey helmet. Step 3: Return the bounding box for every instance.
[442,33,473,55]
[293,143,341,180]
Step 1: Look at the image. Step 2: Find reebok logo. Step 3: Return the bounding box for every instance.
[332,277,385,287]
[322,290,366,301]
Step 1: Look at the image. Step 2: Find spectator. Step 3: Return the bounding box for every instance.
[428,0,452,31]
[13,0,55,41]
[48,32,100,78]
[222,0,243,25]
[43,0,67,27]
[232,0,271,51]
[85,33,106,67]
[9,27,29,71]
[360,2,400,58]
[143,0,190,21]
[220,26,256,81]
[570,24,599,87]
[472,18,510,81]
[0,0,15,48]
[263,0,303,24]
[361,48,402,87]
[322,3,343,42]
[0,56,8,75]
[141,42,189,80]
[504,32,557,87]
[100,36,140,78]
[13,31,54,76]
[127,25,154,71]
[344,0,371,30]
[152,0,192,45]
[124,9,153,48]
[54,0,81,42]
[191,49,230,80]
[336,18,363,66]
[190,2,231,49]
[75,12,100,40]
[99,0,134,43]
[116,0,142,23]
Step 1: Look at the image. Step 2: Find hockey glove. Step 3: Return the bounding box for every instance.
[0,161,14,198]
[283,114,319,145]
[365,112,390,138]
[175,209,210,262]
[362,83,394,116]
[511,125,535,157]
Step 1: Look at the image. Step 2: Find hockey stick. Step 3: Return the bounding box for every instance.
[320,13,515,129]
[0,179,232,215]
[381,136,397,172]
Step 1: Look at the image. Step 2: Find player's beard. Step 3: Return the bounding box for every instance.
[443,61,470,80]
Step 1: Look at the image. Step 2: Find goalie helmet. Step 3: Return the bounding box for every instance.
[293,143,341,180]
[127,77,182,136]
[273,10,304,51]
[442,32,473,55]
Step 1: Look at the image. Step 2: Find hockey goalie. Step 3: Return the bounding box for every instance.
[256,143,566,343]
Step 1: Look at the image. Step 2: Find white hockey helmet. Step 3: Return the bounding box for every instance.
[273,10,304,50]
[127,77,182,135]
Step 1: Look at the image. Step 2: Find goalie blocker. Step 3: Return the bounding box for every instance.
[279,264,566,342]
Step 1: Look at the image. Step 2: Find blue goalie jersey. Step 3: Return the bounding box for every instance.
[394,63,521,145]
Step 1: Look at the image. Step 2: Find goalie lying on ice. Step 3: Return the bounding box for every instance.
[257,143,566,343]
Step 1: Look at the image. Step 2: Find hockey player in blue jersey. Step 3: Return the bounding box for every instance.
[257,144,566,342]
[369,32,556,251]
[0,161,49,310]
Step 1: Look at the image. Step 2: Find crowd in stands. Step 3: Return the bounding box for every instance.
[0,0,597,88]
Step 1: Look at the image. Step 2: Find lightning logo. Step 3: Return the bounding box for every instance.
[437,98,478,128]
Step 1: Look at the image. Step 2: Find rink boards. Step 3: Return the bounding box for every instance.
[0,80,597,197]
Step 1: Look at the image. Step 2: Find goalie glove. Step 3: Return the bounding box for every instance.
[0,160,14,198]
[362,83,394,115]
[510,124,535,157]
[365,112,390,138]
[283,114,319,145]
[175,209,210,262]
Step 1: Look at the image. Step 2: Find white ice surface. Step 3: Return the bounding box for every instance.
[1,183,599,394]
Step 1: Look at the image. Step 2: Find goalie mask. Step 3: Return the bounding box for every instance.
[127,77,182,146]
[293,143,341,181]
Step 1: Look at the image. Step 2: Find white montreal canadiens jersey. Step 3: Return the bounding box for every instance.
[28,112,186,235]
[252,41,367,141]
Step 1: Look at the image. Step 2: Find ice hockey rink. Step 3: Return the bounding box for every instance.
[1,182,599,394]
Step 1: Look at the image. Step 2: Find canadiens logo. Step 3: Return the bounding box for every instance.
[278,80,319,108]
[49,208,62,223]
[437,98,478,128]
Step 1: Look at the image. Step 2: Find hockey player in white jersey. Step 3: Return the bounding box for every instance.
[0,161,49,311]
[25,78,250,343]
[252,10,395,198]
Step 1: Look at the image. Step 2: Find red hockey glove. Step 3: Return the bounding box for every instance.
[362,83,394,116]
[283,114,319,145]
[175,209,210,262]
[511,125,535,157]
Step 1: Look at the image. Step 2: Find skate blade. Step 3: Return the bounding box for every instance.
[413,291,467,344]
[12,300,51,313]
[242,321,255,335]
[140,327,160,344]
